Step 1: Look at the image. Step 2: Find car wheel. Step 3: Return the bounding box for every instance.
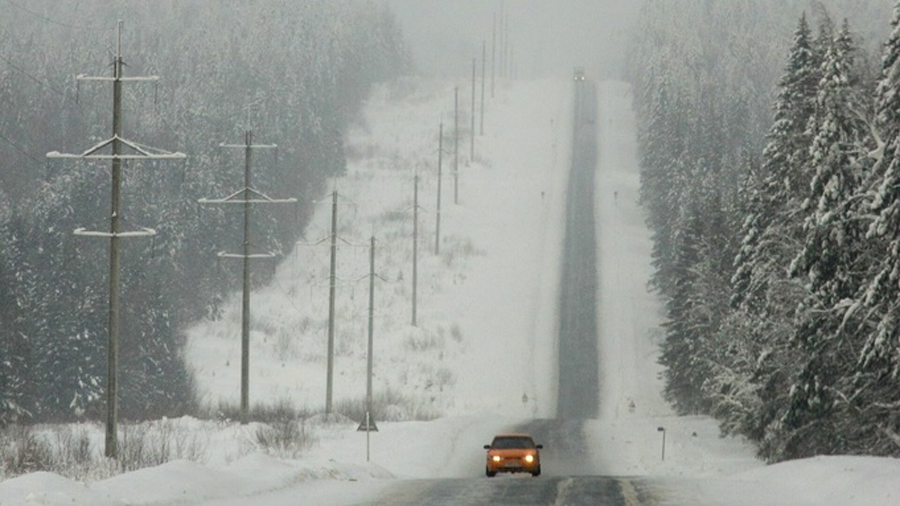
[486,467,497,478]
[531,466,541,477]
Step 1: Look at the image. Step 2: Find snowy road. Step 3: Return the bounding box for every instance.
[350,79,658,504]
[355,475,647,506]
[556,79,600,421]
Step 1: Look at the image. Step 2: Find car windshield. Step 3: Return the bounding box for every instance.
[491,437,535,449]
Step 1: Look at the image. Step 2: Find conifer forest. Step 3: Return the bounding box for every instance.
[629,0,900,461]
[0,1,408,424]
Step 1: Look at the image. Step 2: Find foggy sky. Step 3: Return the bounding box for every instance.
[382,0,640,80]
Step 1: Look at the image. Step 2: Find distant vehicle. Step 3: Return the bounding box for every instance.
[574,66,586,81]
[483,433,543,477]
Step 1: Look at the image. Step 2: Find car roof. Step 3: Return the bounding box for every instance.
[492,433,534,439]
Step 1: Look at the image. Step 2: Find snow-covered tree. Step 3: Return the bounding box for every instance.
[719,15,823,458]
[835,0,900,456]
[784,20,873,458]
[862,1,900,373]
[660,178,734,415]
[0,216,31,423]
[631,1,897,460]
[732,14,819,312]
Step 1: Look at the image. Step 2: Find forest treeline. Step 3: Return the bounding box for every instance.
[628,0,900,461]
[0,1,409,423]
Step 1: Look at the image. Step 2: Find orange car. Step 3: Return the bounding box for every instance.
[483,433,543,477]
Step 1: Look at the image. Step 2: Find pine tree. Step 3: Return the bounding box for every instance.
[0,216,31,422]
[732,14,819,312]
[842,0,900,456]
[785,20,871,458]
[863,1,900,372]
[640,76,693,297]
[722,16,821,458]
[22,173,107,419]
[792,20,866,302]
[659,168,733,415]
[630,0,900,460]
[660,199,709,414]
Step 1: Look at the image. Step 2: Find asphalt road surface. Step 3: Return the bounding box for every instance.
[556,76,600,421]
[358,475,652,506]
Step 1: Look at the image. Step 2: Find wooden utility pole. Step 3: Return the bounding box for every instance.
[198,131,295,425]
[47,21,185,459]
[435,123,443,255]
[499,3,505,79]
[454,87,459,204]
[326,190,338,414]
[491,13,496,98]
[105,23,126,461]
[366,236,376,412]
[412,172,419,327]
[471,58,476,162]
[239,134,254,424]
[366,235,375,416]
[481,40,486,135]
[504,14,510,79]
[360,235,379,459]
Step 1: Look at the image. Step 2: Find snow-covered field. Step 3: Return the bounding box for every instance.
[185,76,567,422]
[3,77,900,505]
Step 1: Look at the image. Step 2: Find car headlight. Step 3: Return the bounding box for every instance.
[492,455,502,462]
[525,454,535,463]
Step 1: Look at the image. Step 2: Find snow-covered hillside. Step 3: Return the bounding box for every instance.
[185,77,570,420]
[3,77,900,505]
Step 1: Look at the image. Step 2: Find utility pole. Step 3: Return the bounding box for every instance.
[358,235,379,459]
[504,14,510,79]
[454,86,459,205]
[326,190,338,414]
[499,2,505,79]
[491,12,496,98]
[481,40,486,135]
[471,58,476,162]
[47,21,185,459]
[198,130,295,425]
[412,172,419,327]
[435,122,443,255]
[366,236,376,416]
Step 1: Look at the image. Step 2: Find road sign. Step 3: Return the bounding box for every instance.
[357,414,379,432]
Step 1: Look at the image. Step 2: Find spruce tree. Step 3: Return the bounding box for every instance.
[785,20,870,458]
[725,16,820,458]
[863,1,900,371]
[845,0,900,456]
[732,14,818,312]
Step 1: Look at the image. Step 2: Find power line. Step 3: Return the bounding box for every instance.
[0,55,77,173]
[0,130,44,167]
[0,52,66,97]
[0,52,82,167]
[2,0,107,31]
